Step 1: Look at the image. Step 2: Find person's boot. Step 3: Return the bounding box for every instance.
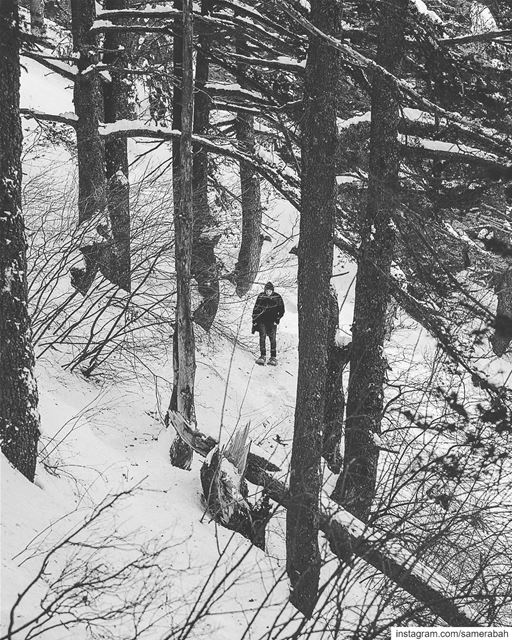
[256,355,266,365]
[268,356,277,366]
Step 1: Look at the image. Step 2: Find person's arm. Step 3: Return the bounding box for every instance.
[274,294,285,323]
[277,294,285,320]
[252,294,264,325]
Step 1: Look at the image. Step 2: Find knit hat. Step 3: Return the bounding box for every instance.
[264,282,274,291]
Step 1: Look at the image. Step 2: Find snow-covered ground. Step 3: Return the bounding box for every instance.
[4,16,512,640]
[2,44,363,640]
[1,323,297,639]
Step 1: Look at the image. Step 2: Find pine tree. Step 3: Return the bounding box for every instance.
[233,19,264,298]
[286,0,341,617]
[191,0,220,331]
[103,0,132,293]
[169,0,196,470]
[69,0,108,294]
[331,0,408,521]
[0,0,40,481]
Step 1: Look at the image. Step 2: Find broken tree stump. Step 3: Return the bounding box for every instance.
[200,424,272,550]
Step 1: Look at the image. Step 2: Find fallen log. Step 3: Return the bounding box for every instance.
[167,411,479,626]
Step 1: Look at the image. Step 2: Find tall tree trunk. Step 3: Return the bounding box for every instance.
[233,29,264,298]
[286,0,340,617]
[103,0,132,292]
[169,0,196,470]
[69,0,108,294]
[0,0,40,482]
[30,0,45,37]
[331,0,407,520]
[191,0,219,331]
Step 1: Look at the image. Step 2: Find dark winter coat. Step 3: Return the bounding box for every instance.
[252,292,285,331]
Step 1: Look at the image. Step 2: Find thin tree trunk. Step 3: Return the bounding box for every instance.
[30,0,46,37]
[322,288,349,474]
[331,0,407,520]
[286,0,340,617]
[191,0,219,331]
[0,0,40,482]
[103,0,132,292]
[169,0,196,470]
[234,28,264,298]
[69,0,108,295]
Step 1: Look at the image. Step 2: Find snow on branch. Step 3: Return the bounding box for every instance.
[400,135,512,176]
[214,0,303,43]
[90,23,170,34]
[338,107,438,132]
[212,101,264,116]
[337,108,512,161]
[205,82,268,106]
[21,51,77,81]
[98,120,300,208]
[94,4,289,51]
[97,7,182,19]
[280,0,512,159]
[92,9,233,33]
[218,10,294,49]
[220,51,306,72]
[20,108,78,127]
[337,111,371,131]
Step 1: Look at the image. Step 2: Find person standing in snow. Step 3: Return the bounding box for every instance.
[252,282,285,366]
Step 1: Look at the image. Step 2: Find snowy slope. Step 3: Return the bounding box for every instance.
[1,338,296,639]
[5,18,512,640]
[3,48,359,640]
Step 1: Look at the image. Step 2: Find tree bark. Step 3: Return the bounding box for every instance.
[169,0,196,470]
[286,0,341,617]
[69,0,108,295]
[191,0,220,331]
[0,0,40,482]
[331,0,407,520]
[30,0,46,37]
[233,25,264,298]
[322,288,350,474]
[103,0,132,292]
[491,267,512,356]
